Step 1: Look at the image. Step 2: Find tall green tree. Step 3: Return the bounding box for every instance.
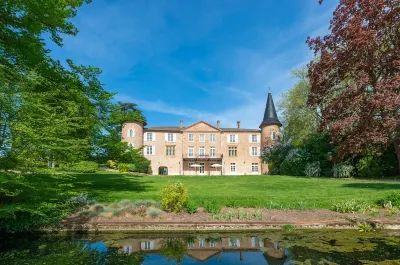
[278,67,321,147]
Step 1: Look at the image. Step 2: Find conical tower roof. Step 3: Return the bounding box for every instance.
[259,91,282,128]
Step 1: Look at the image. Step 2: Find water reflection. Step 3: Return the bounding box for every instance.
[1,230,399,265]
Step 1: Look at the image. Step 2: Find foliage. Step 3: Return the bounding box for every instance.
[331,199,372,213]
[261,142,293,174]
[106,160,117,169]
[356,147,399,178]
[158,238,187,264]
[280,149,308,176]
[305,162,321,177]
[118,163,130,174]
[70,161,98,173]
[278,67,321,146]
[281,224,296,232]
[377,191,400,209]
[131,151,151,173]
[333,163,354,178]
[307,0,400,171]
[358,222,373,232]
[148,207,164,218]
[159,182,188,213]
[0,238,143,265]
[186,201,198,214]
[202,200,221,215]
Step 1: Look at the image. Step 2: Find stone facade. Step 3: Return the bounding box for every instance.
[121,92,281,175]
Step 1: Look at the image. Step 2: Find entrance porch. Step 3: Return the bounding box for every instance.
[182,157,223,176]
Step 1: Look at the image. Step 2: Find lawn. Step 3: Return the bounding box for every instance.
[37,172,399,209]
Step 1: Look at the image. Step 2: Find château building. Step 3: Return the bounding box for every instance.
[121,92,281,175]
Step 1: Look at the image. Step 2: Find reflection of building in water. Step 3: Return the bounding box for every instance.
[118,235,287,263]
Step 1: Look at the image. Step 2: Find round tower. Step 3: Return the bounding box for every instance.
[259,91,282,174]
[121,120,145,149]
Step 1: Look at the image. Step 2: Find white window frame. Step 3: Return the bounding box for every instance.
[210,147,216,158]
[199,134,205,142]
[229,134,236,143]
[271,131,277,140]
[145,146,154,156]
[230,163,236,173]
[188,146,194,157]
[128,129,135,138]
[129,143,135,148]
[199,146,205,157]
[123,245,132,254]
[188,133,194,142]
[199,239,205,248]
[251,163,258,173]
[210,134,216,142]
[167,133,174,142]
[251,147,258,156]
[199,162,205,174]
[146,132,153,142]
[251,134,257,143]
[166,146,175,156]
[140,241,154,250]
[229,238,240,247]
[210,241,217,248]
[228,146,237,157]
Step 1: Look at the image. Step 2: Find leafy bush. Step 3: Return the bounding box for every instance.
[132,155,151,173]
[67,193,91,208]
[106,160,117,169]
[159,182,188,213]
[281,224,296,232]
[377,191,400,209]
[358,222,373,232]
[331,199,372,213]
[304,161,321,177]
[129,164,136,172]
[356,148,399,178]
[203,200,221,215]
[71,161,98,173]
[118,163,130,173]
[280,151,307,176]
[333,163,354,178]
[186,201,198,214]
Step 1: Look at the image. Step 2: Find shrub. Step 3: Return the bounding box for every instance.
[332,199,372,213]
[377,191,400,209]
[186,201,198,214]
[70,161,98,173]
[159,182,188,213]
[118,163,130,173]
[358,222,373,232]
[280,150,307,176]
[106,160,117,169]
[333,163,354,178]
[281,224,296,232]
[67,193,92,208]
[132,153,151,173]
[148,207,164,218]
[203,200,221,215]
[129,164,135,172]
[304,161,321,177]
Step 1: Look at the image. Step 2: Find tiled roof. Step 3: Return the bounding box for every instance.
[259,92,282,128]
[145,126,182,131]
[220,128,260,132]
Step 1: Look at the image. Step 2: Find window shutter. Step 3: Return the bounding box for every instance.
[165,133,168,141]
[144,146,147,154]
[257,134,260,143]
[173,133,177,142]
[144,132,147,141]
[249,147,252,156]
[249,134,252,143]
[152,133,156,141]
[152,146,156,155]
[258,147,261,155]
[235,134,239,143]
[150,241,154,249]
[140,242,145,249]
[227,135,230,143]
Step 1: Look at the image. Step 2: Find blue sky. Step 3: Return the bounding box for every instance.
[50,0,338,128]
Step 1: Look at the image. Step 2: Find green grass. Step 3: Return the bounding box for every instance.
[25,172,400,209]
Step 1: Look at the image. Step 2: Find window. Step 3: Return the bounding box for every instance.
[129,143,135,148]
[271,131,277,140]
[146,132,153,142]
[229,238,240,247]
[251,134,258,143]
[229,134,236,143]
[167,133,174,142]
[146,146,154,155]
[230,163,236,173]
[166,146,175,156]
[210,147,216,158]
[252,163,258,173]
[188,133,194,142]
[251,237,260,247]
[141,241,153,250]
[210,134,216,142]
[199,239,205,248]
[210,241,217,248]
[123,245,132,254]
[199,146,205,157]
[189,162,194,169]
[188,146,194,157]
[228,147,237,157]
[251,147,258,156]
[128,129,134,138]
[188,242,194,248]
[199,134,205,142]
[199,163,205,174]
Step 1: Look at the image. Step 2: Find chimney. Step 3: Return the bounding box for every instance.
[237,121,241,129]
[217,120,220,129]
[180,120,183,129]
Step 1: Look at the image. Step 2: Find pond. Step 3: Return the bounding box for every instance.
[1,230,399,264]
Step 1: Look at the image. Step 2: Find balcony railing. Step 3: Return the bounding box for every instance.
[183,153,223,159]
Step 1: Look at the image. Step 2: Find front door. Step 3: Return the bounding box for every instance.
[199,163,205,174]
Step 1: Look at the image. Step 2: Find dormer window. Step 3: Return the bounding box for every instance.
[128,129,135,138]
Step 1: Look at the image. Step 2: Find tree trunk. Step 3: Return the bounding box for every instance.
[394,139,400,174]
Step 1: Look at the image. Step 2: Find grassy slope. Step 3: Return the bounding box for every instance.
[54,172,400,209]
